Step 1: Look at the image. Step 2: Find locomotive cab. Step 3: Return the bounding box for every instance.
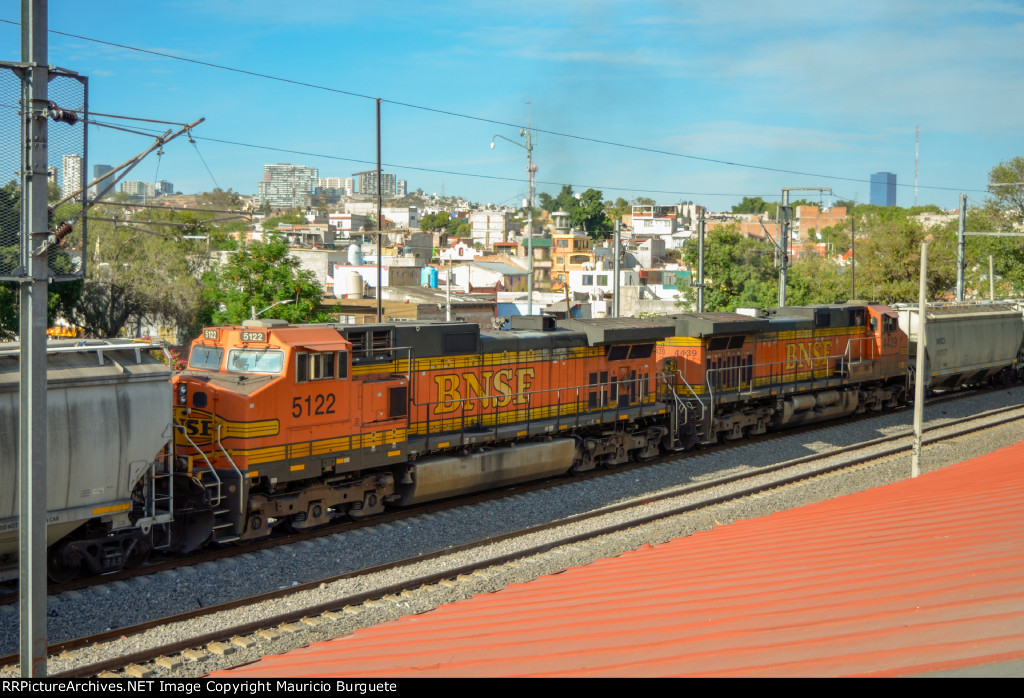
[173,320,397,542]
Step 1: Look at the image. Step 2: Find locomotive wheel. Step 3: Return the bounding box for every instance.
[47,545,80,583]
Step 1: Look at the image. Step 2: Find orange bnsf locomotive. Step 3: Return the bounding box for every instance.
[172,315,674,544]
[170,303,910,545]
[659,303,908,446]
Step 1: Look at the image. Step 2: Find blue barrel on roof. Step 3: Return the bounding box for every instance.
[421,266,439,288]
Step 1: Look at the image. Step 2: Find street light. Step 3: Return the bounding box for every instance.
[490,120,536,315]
[251,299,293,320]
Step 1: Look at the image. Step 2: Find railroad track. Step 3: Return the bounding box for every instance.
[0,384,950,604]
[4,398,1022,679]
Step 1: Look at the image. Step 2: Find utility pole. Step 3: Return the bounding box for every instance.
[956,193,966,302]
[697,211,706,313]
[375,98,382,323]
[778,187,832,307]
[779,190,790,307]
[612,219,621,318]
[19,0,49,676]
[491,104,536,315]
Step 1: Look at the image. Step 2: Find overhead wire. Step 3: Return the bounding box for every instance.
[0,17,991,198]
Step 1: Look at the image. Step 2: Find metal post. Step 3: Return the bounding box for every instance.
[911,242,927,479]
[375,98,382,323]
[697,212,705,313]
[850,213,856,299]
[525,118,534,316]
[778,190,789,307]
[446,260,452,322]
[19,0,49,677]
[989,255,995,301]
[956,193,966,302]
[612,219,621,318]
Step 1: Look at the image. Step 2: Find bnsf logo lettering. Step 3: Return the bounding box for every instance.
[174,409,216,445]
[433,368,535,415]
[784,340,833,371]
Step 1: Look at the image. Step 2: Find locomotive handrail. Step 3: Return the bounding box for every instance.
[411,372,657,440]
[667,370,703,425]
[704,338,877,402]
[0,339,164,358]
[214,423,246,519]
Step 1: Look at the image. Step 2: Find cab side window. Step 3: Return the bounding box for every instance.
[296,352,337,383]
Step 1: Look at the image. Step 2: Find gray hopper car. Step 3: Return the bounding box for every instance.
[895,302,1024,393]
[0,341,172,582]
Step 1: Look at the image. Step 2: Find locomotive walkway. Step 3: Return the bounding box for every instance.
[216,437,1024,678]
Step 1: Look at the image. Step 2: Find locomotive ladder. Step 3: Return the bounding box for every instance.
[173,423,242,544]
[660,372,705,449]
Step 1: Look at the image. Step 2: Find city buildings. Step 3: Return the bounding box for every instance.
[121,180,156,198]
[91,164,113,198]
[257,163,319,210]
[61,153,82,201]
[353,170,398,197]
[870,172,897,206]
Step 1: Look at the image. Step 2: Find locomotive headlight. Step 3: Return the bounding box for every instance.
[178,384,187,405]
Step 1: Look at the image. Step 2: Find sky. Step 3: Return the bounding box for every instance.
[3,0,1023,212]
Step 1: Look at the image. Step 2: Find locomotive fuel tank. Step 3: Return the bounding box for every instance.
[0,341,171,581]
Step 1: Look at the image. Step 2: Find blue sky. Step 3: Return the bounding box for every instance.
[4,1,1023,211]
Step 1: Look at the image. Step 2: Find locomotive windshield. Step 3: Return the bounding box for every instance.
[188,345,224,371]
[226,348,285,374]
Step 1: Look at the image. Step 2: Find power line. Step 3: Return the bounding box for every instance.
[0,18,991,197]
[111,121,781,200]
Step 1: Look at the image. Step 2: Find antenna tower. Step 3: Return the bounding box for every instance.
[914,125,919,207]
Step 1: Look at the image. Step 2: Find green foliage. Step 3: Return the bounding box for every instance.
[854,216,956,303]
[731,196,769,214]
[604,197,631,221]
[570,189,611,238]
[987,156,1024,222]
[420,211,451,232]
[204,234,330,325]
[678,224,778,312]
[0,181,83,339]
[261,212,307,231]
[64,203,214,339]
[785,256,851,306]
[538,185,610,238]
[198,188,243,210]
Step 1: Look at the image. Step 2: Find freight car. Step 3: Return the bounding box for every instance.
[894,301,1024,393]
[4,301,1022,582]
[0,341,173,582]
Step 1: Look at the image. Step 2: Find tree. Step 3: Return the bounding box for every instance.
[198,188,243,210]
[570,188,611,238]
[204,234,330,325]
[420,212,451,232]
[0,180,83,339]
[854,215,955,303]
[678,224,777,311]
[64,204,213,339]
[987,156,1024,222]
[731,197,769,215]
[786,256,851,306]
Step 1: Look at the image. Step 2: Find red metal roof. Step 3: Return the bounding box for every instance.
[217,441,1024,678]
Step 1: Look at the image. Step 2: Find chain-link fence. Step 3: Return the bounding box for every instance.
[0,63,87,281]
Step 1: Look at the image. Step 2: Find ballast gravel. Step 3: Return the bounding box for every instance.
[2,386,1023,677]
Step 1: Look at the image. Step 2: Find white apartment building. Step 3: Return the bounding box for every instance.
[62,153,83,201]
